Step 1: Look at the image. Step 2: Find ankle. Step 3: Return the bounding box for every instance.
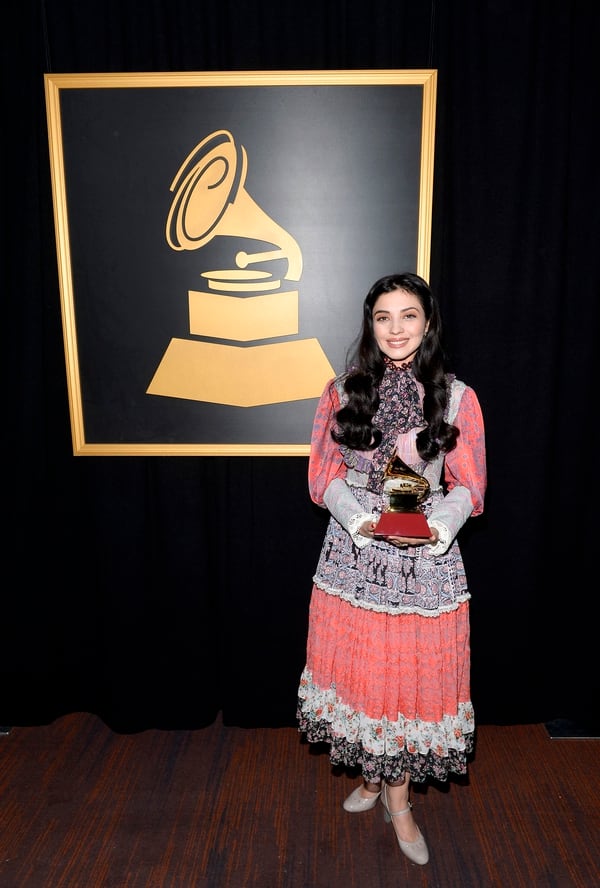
[384,781,410,809]
[363,781,381,795]
[385,771,410,788]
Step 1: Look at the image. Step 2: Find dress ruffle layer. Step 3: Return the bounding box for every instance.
[297,588,474,783]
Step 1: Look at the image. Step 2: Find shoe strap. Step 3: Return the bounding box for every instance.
[389,800,413,817]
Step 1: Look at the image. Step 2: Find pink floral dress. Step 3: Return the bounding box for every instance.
[297,363,486,783]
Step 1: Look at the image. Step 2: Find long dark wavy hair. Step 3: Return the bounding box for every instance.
[331,272,459,461]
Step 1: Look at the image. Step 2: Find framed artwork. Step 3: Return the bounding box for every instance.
[44,69,437,455]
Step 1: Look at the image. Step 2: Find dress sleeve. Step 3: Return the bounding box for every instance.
[308,380,347,506]
[425,385,486,555]
[444,385,487,516]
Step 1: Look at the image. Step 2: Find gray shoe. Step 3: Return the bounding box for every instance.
[381,784,429,865]
[342,785,381,812]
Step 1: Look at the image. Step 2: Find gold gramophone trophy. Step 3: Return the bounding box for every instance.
[372,451,432,539]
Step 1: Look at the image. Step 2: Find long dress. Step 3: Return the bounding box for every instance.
[297,362,487,784]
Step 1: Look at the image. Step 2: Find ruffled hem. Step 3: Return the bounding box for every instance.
[297,673,474,783]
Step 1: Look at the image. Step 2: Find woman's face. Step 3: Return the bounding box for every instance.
[372,288,429,363]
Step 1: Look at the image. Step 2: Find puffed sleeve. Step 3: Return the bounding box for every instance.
[426,384,486,556]
[444,385,487,516]
[308,380,377,547]
[308,380,346,506]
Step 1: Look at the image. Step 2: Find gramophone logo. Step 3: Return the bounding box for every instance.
[146,129,335,406]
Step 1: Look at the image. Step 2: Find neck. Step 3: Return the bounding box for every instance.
[384,356,413,371]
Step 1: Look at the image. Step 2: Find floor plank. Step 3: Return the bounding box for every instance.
[0,714,598,887]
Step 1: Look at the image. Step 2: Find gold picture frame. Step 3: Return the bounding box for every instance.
[44,69,437,455]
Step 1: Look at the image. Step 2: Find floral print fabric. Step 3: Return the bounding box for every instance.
[297,370,486,784]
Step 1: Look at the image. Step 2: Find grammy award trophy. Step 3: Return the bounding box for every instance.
[372,451,432,539]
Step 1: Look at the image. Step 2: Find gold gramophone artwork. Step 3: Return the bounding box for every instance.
[146,129,335,406]
[372,450,432,539]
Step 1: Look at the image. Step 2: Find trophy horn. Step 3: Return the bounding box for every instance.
[165,129,302,281]
[382,451,430,511]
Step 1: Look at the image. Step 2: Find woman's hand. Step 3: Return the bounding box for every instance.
[386,529,439,548]
[358,518,378,539]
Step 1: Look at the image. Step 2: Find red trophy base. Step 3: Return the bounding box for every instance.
[373,510,432,539]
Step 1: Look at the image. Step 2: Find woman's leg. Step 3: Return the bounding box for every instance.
[362,780,381,795]
[383,774,421,843]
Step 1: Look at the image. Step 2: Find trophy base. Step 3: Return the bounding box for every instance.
[373,510,432,539]
[146,337,335,406]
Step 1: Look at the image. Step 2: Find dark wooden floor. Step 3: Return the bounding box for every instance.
[0,713,598,887]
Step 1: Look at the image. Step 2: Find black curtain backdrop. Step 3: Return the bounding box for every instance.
[4,1,598,732]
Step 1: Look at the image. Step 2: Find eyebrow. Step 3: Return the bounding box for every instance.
[373,305,420,315]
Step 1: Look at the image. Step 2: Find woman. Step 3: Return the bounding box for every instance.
[297,272,486,866]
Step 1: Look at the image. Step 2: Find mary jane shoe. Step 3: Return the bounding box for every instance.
[381,784,429,865]
[342,785,381,812]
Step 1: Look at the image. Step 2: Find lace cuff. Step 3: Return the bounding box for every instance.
[426,519,452,556]
[347,512,377,548]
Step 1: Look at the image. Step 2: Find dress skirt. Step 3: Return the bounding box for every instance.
[297,503,475,784]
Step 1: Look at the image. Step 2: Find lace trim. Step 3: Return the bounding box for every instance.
[425,519,452,556]
[312,578,470,616]
[347,512,376,548]
[298,669,475,759]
